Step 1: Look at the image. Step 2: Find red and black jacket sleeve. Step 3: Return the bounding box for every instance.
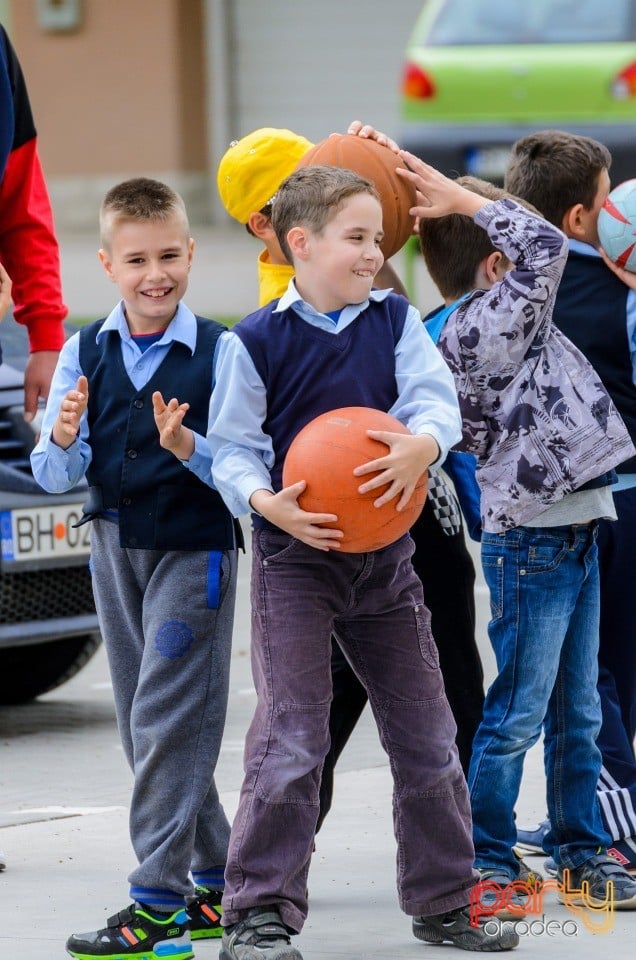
[0,26,66,352]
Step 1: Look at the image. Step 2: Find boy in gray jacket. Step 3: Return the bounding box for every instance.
[398,152,636,915]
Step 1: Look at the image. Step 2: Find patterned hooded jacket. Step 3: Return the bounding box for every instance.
[438,199,635,534]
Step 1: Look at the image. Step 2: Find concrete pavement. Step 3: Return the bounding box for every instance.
[2,523,635,959]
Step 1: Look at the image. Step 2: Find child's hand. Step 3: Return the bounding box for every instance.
[0,262,13,320]
[250,483,344,552]
[52,375,88,449]
[396,151,487,220]
[353,431,437,510]
[598,247,636,291]
[152,391,195,461]
[346,120,400,154]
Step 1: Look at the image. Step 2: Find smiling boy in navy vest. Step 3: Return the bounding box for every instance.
[31,178,239,960]
[207,165,518,959]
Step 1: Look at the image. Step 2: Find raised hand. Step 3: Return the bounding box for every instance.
[53,375,89,449]
[152,390,194,460]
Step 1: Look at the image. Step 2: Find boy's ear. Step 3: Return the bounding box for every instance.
[247,211,277,242]
[98,248,116,282]
[286,226,310,261]
[476,250,508,288]
[561,203,586,240]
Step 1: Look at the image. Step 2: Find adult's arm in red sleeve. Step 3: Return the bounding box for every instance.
[0,136,67,353]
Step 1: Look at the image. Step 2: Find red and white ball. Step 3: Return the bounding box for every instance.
[598,178,636,272]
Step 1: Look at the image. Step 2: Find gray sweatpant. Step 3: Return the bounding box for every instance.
[90,518,237,897]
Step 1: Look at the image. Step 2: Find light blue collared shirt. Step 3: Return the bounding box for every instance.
[569,239,636,491]
[31,301,214,493]
[207,282,462,518]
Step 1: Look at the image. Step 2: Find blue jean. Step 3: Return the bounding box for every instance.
[222,529,477,933]
[469,523,610,877]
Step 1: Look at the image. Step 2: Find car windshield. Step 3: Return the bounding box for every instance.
[422,0,636,45]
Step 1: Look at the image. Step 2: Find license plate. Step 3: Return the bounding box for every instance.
[465,145,512,180]
[0,503,91,566]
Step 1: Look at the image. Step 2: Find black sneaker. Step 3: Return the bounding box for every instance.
[413,906,519,952]
[65,903,192,960]
[220,907,303,960]
[558,852,636,909]
[513,849,543,889]
[475,868,528,919]
[186,885,223,939]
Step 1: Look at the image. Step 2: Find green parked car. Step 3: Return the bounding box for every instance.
[399,0,636,183]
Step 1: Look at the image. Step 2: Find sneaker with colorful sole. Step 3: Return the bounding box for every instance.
[65,903,193,960]
[186,885,223,939]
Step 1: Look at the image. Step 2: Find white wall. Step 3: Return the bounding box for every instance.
[220,0,424,146]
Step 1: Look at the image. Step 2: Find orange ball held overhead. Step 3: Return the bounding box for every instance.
[282,406,428,553]
[294,134,416,260]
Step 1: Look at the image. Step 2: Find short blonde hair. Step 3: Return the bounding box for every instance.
[99,177,189,249]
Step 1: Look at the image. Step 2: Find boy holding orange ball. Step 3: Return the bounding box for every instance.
[207,164,517,958]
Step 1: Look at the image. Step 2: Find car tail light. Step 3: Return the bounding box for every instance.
[612,62,636,99]
[402,62,436,99]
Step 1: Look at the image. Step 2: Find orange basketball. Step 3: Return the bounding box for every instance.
[295,135,416,260]
[282,406,428,553]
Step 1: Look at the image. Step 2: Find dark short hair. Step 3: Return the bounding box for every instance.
[418,177,513,300]
[504,130,611,227]
[100,177,189,248]
[271,165,380,263]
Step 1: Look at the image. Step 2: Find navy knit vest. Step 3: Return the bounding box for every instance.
[233,293,409,504]
[553,251,636,474]
[79,316,236,550]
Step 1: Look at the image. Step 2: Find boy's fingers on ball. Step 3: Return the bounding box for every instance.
[311,515,341,527]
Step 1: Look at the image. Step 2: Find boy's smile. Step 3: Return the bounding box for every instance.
[293,193,384,314]
[99,215,193,334]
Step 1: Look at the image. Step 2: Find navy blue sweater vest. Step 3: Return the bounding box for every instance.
[553,251,636,474]
[233,294,409,496]
[79,317,236,551]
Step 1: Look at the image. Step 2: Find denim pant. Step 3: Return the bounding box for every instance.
[222,529,477,933]
[469,523,611,877]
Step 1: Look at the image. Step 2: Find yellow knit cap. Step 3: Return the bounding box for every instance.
[217,127,314,224]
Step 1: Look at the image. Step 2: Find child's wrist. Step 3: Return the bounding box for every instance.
[52,420,77,450]
[173,429,195,461]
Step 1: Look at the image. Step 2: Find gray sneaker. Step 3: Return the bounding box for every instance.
[475,868,528,919]
[558,852,636,909]
[219,908,303,960]
[413,906,519,952]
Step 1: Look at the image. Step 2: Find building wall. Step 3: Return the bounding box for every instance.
[3,0,424,228]
[6,0,209,227]
[225,0,423,148]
